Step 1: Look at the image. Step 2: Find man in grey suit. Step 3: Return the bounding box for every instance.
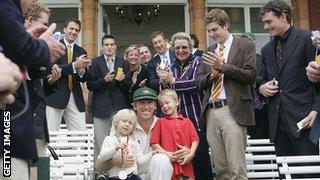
[259,0,319,156]
[196,9,256,180]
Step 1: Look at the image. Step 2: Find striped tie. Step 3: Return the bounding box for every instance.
[211,45,225,100]
[67,45,73,90]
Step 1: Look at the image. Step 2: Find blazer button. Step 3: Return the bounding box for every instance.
[279,89,283,93]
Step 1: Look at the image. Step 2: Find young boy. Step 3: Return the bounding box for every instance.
[150,89,199,180]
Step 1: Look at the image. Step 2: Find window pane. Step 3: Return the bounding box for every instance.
[255,34,271,53]
[250,7,265,33]
[207,7,245,33]
[49,8,78,32]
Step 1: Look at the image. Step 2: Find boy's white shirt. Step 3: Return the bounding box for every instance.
[98,134,152,177]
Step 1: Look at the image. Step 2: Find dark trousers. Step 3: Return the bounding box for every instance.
[192,131,214,180]
[275,119,318,156]
[247,107,269,139]
[275,118,319,178]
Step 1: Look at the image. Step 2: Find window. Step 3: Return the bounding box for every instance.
[49,8,78,32]
[206,5,270,53]
[250,7,264,33]
[208,7,245,33]
[48,8,79,44]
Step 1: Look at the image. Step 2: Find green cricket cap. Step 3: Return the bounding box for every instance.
[133,87,158,101]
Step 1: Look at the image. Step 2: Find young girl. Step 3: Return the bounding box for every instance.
[98,109,155,180]
[150,89,199,180]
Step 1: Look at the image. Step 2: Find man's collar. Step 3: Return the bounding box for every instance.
[192,48,197,54]
[275,25,293,42]
[159,50,170,59]
[104,54,115,61]
[135,116,158,133]
[63,38,74,47]
[217,34,233,50]
[175,54,193,66]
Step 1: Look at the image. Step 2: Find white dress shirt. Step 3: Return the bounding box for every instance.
[104,55,115,72]
[215,34,233,100]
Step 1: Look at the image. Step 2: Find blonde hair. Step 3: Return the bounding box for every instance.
[158,89,179,102]
[171,32,194,49]
[25,0,51,20]
[109,109,137,135]
[124,44,140,61]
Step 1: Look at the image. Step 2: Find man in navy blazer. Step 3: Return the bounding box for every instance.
[147,31,175,93]
[190,33,203,57]
[259,0,319,156]
[0,0,65,178]
[87,34,131,157]
[45,19,92,131]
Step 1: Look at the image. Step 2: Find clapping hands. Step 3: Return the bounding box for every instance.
[0,53,23,108]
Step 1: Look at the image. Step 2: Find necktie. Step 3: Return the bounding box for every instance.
[107,58,114,71]
[67,45,73,90]
[250,85,264,110]
[210,45,225,100]
[275,39,282,66]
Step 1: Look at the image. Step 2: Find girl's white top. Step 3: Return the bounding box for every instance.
[98,135,152,178]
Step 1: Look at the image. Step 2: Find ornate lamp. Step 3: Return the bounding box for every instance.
[115,5,160,26]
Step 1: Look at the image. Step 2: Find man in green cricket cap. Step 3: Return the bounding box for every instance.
[96,87,173,179]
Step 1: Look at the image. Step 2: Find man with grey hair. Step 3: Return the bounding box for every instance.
[159,32,213,180]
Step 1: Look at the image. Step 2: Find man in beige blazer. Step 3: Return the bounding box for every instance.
[196,9,256,180]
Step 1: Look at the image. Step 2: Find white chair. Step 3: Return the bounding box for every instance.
[50,160,64,180]
[59,123,94,131]
[276,155,320,180]
[47,127,94,180]
[246,138,279,179]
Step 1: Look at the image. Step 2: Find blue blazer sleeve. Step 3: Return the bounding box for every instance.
[0,0,50,68]
[87,57,112,91]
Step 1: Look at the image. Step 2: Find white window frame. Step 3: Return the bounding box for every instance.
[206,3,270,49]
[43,0,82,45]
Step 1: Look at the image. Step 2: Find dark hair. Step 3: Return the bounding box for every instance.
[189,34,199,48]
[64,18,81,31]
[260,0,292,24]
[150,31,166,41]
[205,9,230,30]
[101,34,116,45]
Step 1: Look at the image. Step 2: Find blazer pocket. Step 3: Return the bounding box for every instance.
[298,97,314,104]
[240,96,253,101]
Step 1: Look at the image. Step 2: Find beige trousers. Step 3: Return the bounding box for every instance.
[46,92,86,131]
[206,106,247,180]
